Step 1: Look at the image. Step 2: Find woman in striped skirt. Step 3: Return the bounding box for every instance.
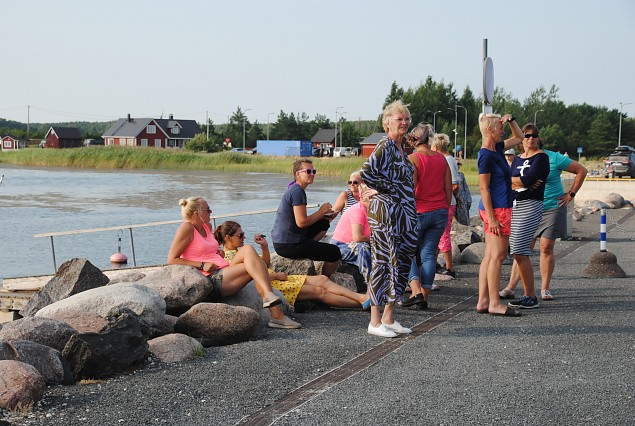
[507,124,550,309]
[359,100,417,338]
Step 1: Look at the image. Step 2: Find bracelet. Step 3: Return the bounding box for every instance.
[569,191,576,197]
[508,116,516,123]
[199,261,205,270]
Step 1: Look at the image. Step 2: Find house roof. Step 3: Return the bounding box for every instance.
[155,118,201,139]
[311,128,336,143]
[102,118,155,138]
[45,127,83,139]
[103,117,201,139]
[359,132,387,145]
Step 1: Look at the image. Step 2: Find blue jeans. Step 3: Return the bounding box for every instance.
[331,239,372,283]
[408,208,448,289]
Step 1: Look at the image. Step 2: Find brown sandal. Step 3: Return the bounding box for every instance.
[490,306,522,317]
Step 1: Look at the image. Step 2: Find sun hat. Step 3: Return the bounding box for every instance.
[504,148,516,155]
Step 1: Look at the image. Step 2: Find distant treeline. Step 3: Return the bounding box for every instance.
[2,75,633,157]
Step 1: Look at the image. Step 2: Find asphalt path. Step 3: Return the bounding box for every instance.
[5,209,634,426]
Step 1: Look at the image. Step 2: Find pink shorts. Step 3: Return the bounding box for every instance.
[479,208,512,236]
[438,204,456,252]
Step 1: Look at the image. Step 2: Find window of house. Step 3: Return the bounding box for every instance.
[141,139,148,147]
[172,127,180,135]
[147,125,156,134]
[3,140,11,148]
[107,138,114,145]
[154,139,162,148]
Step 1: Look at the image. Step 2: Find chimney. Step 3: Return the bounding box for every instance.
[127,114,131,122]
[169,114,173,120]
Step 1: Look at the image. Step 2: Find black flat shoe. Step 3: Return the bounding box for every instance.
[401,293,424,308]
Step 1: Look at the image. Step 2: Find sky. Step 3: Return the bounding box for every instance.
[2,0,634,126]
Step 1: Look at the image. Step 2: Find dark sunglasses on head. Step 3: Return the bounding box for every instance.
[300,169,317,175]
[348,180,360,185]
[524,133,540,139]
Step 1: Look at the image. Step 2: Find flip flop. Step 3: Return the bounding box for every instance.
[475,307,489,314]
[490,306,522,317]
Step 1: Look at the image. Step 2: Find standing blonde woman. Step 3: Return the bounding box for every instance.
[359,100,417,338]
[476,114,524,317]
[168,197,298,329]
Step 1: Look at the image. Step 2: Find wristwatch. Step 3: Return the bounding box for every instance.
[508,116,516,123]
[569,191,576,197]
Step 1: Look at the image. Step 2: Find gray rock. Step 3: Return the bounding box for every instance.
[138,265,211,313]
[329,272,358,293]
[437,242,461,266]
[107,271,146,284]
[43,311,109,334]
[604,193,624,209]
[270,254,317,275]
[62,307,148,380]
[460,242,486,264]
[20,258,109,317]
[147,333,204,363]
[0,317,77,352]
[223,281,291,321]
[34,283,168,339]
[0,360,46,410]
[336,263,367,293]
[0,340,73,385]
[451,221,483,249]
[175,303,259,347]
[582,251,626,278]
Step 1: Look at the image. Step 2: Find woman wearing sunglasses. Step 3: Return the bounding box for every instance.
[272,158,342,277]
[332,171,363,215]
[168,197,297,329]
[217,221,369,315]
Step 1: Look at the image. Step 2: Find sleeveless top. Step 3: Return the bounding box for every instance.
[180,222,229,276]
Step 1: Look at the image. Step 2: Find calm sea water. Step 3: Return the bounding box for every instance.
[0,165,479,278]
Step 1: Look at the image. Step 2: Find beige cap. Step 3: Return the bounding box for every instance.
[504,148,516,155]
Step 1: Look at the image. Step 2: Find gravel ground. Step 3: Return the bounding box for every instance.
[3,209,634,426]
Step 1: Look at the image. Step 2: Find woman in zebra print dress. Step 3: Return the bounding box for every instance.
[359,100,417,338]
[507,124,550,309]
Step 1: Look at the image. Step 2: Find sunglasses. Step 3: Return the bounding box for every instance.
[348,180,360,185]
[299,169,317,175]
[524,133,540,139]
[201,208,212,213]
[232,232,245,239]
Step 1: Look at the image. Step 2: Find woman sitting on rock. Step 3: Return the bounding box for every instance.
[167,196,300,329]
[216,221,370,311]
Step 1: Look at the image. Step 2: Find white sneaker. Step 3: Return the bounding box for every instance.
[382,320,412,334]
[367,323,397,338]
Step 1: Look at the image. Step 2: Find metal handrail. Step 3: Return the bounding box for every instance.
[34,204,319,272]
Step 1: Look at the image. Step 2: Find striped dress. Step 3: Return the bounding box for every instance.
[359,137,417,306]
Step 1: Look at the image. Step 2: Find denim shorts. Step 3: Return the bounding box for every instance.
[206,269,223,301]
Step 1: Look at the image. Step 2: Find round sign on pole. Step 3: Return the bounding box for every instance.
[483,57,494,105]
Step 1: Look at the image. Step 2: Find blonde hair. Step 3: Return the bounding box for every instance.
[381,100,410,132]
[478,113,502,135]
[431,133,450,152]
[178,196,206,220]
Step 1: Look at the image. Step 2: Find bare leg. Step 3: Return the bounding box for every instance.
[539,237,556,292]
[321,260,340,277]
[381,303,395,325]
[476,238,492,312]
[502,238,536,293]
[405,279,429,301]
[484,234,510,315]
[303,275,366,304]
[296,284,360,308]
[514,254,536,298]
[225,245,274,298]
[370,305,382,328]
[442,251,453,271]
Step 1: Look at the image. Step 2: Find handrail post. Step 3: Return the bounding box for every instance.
[600,209,607,252]
[49,236,57,273]
[128,228,137,266]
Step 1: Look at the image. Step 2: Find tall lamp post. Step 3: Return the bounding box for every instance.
[432,110,442,132]
[335,106,344,152]
[242,108,252,151]
[534,109,544,126]
[337,110,347,150]
[267,112,275,140]
[448,107,458,156]
[618,102,632,147]
[456,105,467,159]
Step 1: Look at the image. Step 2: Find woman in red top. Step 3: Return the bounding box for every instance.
[168,196,300,329]
[401,123,452,309]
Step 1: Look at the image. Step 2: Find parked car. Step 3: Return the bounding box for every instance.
[604,146,635,178]
[333,147,352,157]
[231,148,253,155]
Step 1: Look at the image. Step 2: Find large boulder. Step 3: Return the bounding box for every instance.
[20,258,109,317]
[62,307,148,380]
[451,221,483,249]
[175,303,259,347]
[0,360,46,410]
[0,317,77,352]
[0,340,73,385]
[604,193,624,209]
[107,270,146,284]
[34,283,169,339]
[223,282,291,321]
[147,333,203,363]
[329,272,358,293]
[460,242,486,264]
[138,265,211,313]
[335,263,367,293]
[270,254,317,276]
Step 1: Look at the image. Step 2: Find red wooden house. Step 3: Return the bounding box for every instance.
[43,127,83,148]
[102,114,201,148]
[1,136,22,151]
